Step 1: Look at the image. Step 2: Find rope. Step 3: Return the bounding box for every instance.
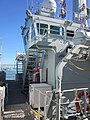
[65,65,79,75]
[64,60,90,80]
[68,60,90,71]
[34,88,59,105]
[31,87,90,119]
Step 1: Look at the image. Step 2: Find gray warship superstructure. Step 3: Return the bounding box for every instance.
[19,0,90,119]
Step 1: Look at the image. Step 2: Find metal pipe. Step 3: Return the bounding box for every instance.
[84,89,87,115]
[38,91,40,120]
[44,93,47,120]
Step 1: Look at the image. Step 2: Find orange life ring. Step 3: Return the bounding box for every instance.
[75,91,90,112]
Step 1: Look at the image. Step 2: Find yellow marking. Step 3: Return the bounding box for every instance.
[32,109,43,118]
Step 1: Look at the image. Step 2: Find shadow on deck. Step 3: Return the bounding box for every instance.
[6,80,26,105]
[4,80,34,120]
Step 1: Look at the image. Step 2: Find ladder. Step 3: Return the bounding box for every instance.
[23,49,46,97]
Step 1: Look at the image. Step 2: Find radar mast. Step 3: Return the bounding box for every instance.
[40,0,57,17]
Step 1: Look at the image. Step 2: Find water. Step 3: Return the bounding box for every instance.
[5,69,16,80]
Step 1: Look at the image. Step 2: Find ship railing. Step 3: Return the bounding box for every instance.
[1,64,16,81]
[61,88,88,117]
[32,23,90,43]
[29,86,57,120]
[1,64,16,70]
[45,87,89,119]
[30,27,69,40]
[29,86,90,120]
[0,86,5,120]
[22,51,30,88]
[30,26,75,45]
[28,20,90,49]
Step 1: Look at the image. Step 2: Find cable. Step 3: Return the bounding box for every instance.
[68,60,90,71]
[64,60,90,80]
[65,65,79,75]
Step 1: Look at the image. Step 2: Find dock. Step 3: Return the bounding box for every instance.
[3,80,34,120]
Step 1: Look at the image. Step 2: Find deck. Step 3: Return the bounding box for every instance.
[3,80,34,120]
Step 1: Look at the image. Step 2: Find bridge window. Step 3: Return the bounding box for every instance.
[67,30,74,37]
[50,25,60,35]
[37,23,48,35]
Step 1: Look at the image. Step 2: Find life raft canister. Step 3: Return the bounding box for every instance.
[75,91,90,112]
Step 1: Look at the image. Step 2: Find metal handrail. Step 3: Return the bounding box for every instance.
[30,86,90,120]
[24,16,90,47]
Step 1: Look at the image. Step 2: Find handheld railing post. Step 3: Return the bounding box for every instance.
[2,86,5,116]
[59,92,61,120]
[38,91,40,120]
[44,93,47,120]
[84,89,87,115]
[29,85,31,105]
[33,87,34,107]
[0,96,1,120]
[0,94,3,120]
[61,96,65,119]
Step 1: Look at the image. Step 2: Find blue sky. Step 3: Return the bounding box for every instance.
[0,0,27,64]
[0,0,72,64]
[0,0,89,64]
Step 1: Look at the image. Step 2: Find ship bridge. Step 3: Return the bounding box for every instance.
[22,13,81,51]
[20,0,90,101]
[21,6,90,93]
[21,9,81,94]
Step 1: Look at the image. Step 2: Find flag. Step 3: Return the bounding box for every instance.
[60,0,66,18]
